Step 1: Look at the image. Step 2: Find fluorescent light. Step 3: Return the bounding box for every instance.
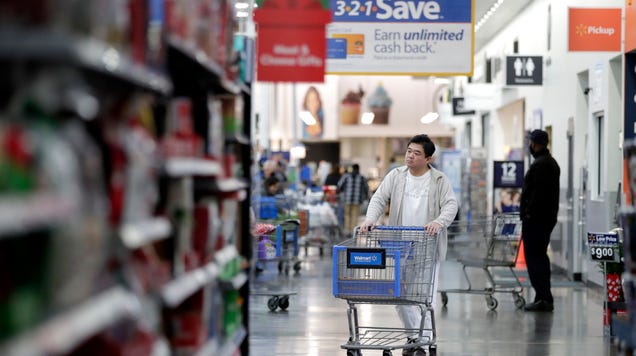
[236,10,249,18]
[235,2,249,9]
[434,77,450,85]
[290,143,306,159]
[475,0,506,32]
[299,111,317,125]
[361,112,375,125]
[420,112,439,124]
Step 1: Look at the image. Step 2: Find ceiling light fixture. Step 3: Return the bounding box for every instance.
[475,0,505,32]
[420,112,439,124]
[361,112,375,125]
[299,111,317,125]
[235,2,249,9]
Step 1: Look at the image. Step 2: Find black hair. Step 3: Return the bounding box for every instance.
[265,175,279,188]
[408,134,435,157]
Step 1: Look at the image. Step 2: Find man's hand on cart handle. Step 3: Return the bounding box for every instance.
[358,220,376,233]
[424,221,442,235]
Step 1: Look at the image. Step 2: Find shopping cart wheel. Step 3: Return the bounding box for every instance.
[429,345,437,356]
[346,350,362,356]
[267,296,279,311]
[382,350,392,356]
[441,292,448,307]
[485,296,498,311]
[278,296,290,310]
[513,293,526,309]
[412,349,426,356]
[293,261,302,273]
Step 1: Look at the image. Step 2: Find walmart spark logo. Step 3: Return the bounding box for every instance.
[575,24,586,36]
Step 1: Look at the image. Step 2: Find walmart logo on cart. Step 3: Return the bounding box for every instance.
[353,254,379,263]
[331,0,472,22]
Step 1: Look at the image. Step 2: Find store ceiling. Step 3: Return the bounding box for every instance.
[474,0,534,52]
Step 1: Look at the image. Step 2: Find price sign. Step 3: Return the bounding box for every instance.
[587,232,619,262]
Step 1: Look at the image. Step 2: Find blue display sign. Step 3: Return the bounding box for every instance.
[587,232,619,246]
[493,161,524,188]
[330,0,472,23]
[347,248,386,269]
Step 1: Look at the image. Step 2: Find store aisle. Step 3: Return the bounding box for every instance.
[249,246,618,356]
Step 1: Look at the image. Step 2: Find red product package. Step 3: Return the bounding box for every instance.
[160,99,203,157]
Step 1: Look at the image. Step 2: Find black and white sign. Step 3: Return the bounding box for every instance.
[452,97,476,116]
[506,56,543,86]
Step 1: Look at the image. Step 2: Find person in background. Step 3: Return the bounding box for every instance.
[359,134,458,356]
[324,164,342,186]
[263,175,281,196]
[520,129,560,312]
[337,163,368,236]
[386,156,400,175]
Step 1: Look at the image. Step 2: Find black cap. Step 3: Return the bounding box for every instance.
[529,129,549,145]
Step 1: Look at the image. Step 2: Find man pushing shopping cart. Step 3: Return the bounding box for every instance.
[333,134,457,356]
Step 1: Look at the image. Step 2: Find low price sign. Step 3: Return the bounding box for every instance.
[587,232,620,262]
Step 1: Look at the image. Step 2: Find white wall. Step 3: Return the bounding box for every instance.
[468,0,624,284]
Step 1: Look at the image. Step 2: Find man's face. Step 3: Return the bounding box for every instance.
[405,143,430,170]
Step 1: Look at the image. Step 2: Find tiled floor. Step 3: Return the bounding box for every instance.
[249,243,620,356]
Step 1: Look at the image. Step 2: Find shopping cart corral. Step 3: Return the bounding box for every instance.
[333,226,439,356]
[440,213,525,311]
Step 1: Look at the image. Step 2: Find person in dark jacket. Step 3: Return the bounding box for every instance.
[520,129,560,312]
[337,163,368,236]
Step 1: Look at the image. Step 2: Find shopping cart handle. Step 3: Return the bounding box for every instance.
[281,219,301,226]
[371,225,425,231]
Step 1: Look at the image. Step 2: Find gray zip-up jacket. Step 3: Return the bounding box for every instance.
[364,165,458,260]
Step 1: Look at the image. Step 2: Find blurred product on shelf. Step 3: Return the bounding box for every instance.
[0,0,251,354]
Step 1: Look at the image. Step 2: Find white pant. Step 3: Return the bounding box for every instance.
[396,260,440,336]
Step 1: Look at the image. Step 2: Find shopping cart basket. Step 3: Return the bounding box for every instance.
[333,226,439,356]
[440,213,525,311]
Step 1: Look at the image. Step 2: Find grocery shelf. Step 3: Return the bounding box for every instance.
[216,178,249,193]
[161,262,219,308]
[166,36,242,95]
[120,218,172,249]
[0,193,76,237]
[0,287,141,356]
[0,29,172,95]
[215,245,239,268]
[163,157,223,177]
[194,326,246,356]
[220,272,248,290]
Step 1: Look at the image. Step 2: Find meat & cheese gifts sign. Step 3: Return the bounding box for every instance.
[253,0,332,82]
[326,0,474,75]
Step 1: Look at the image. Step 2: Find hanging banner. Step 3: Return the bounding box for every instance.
[326,0,474,76]
[568,8,622,52]
[254,0,332,82]
[493,161,523,214]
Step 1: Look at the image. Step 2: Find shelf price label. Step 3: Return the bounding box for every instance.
[587,232,619,262]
